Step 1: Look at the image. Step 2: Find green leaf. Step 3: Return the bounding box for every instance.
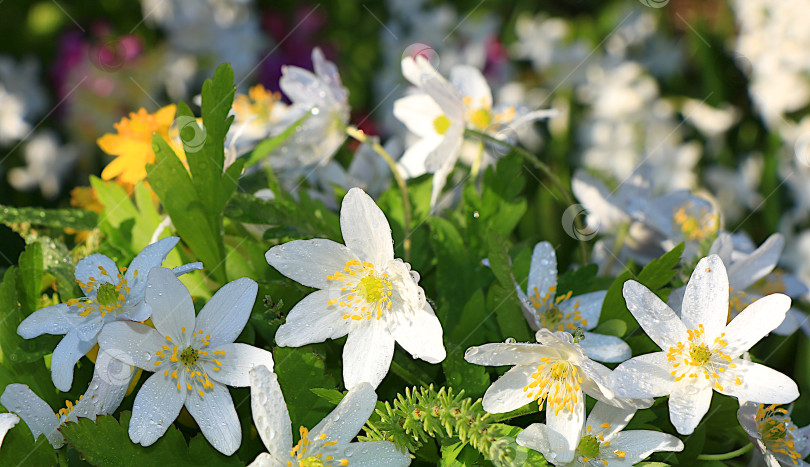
[225,192,340,241]
[488,424,548,466]
[0,418,59,466]
[273,346,338,430]
[592,318,627,338]
[59,411,242,467]
[243,111,310,167]
[600,243,684,337]
[488,284,531,343]
[310,387,346,406]
[556,263,599,297]
[16,240,44,316]
[0,205,98,231]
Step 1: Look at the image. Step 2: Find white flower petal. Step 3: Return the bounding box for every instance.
[612,352,674,399]
[280,67,330,109]
[545,394,585,464]
[464,343,558,367]
[248,452,283,467]
[311,47,346,104]
[98,321,166,370]
[393,94,443,138]
[274,290,350,347]
[340,188,394,266]
[681,255,729,341]
[559,290,606,330]
[718,360,799,404]
[75,254,119,290]
[0,384,63,448]
[73,349,134,419]
[623,280,686,349]
[423,119,463,175]
[0,413,19,449]
[311,382,376,445]
[724,293,791,356]
[266,239,360,290]
[580,331,631,363]
[669,384,713,435]
[17,303,75,338]
[585,401,636,441]
[450,65,492,109]
[389,302,446,364]
[481,365,535,414]
[610,430,684,463]
[51,330,96,392]
[205,343,274,388]
[145,268,195,343]
[124,237,179,301]
[709,232,734,265]
[129,372,186,447]
[577,358,616,402]
[397,137,437,179]
[185,382,241,456]
[527,242,557,304]
[195,277,258,347]
[728,234,783,290]
[343,323,395,389]
[120,301,151,323]
[515,423,552,458]
[249,365,292,457]
[429,157,454,208]
[171,262,203,277]
[666,286,686,315]
[339,441,411,467]
[773,308,804,335]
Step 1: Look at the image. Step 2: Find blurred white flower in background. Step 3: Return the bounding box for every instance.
[8,131,79,199]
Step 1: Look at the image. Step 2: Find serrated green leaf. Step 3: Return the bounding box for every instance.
[0,205,98,231]
[428,217,480,324]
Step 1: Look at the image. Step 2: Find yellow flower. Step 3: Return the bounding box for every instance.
[97,105,183,186]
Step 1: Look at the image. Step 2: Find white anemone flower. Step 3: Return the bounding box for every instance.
[247,365,410,467]
[394,56,465,208]
[465,330,650,464]
[266,187,446,389]
[97,268,274,455]
[270,47,350,170]
[612,255,799,435]
[0,413,19,449]
[669,233,809,336]
[517,401,684,466]
[0,348,133,448]
[516,242,631,363]
[738,402,810,466]
[17,236,201,392]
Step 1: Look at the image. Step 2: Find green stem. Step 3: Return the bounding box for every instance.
[490,402,540,422]
[346,126,412,261]
[603,221,630,274]
[390,360,428,387]
[464,128,588,264]
[470,140,485,181]
[696,443,753,461]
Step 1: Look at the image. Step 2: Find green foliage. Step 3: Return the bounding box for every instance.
[225,192,340,242]
[146,64,243,283]
[0,418,59,466]
[60,411,242,466]
[243,112,310,167]
[0,205,98,231]
[273,346,339,429]
[600,243,685,343]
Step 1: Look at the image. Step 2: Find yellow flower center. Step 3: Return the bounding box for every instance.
[69,265,133,318]
[756,404,802,465]
[528,286,588,332]
[433,115,451,135]
[523,358,581,416]
[233,84,282,123]
[666,324,742,392]
[56,396,83,425]
[326,260,393,321]
[577,423,627,464]
[672,203,718,243]
[470,108,492,129]
[153,328,225,399]
[756,271,788,295]
[289,427,348,467]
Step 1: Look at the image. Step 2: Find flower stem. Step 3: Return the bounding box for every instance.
[464,128,588,264]
[390,360,428,387]
[346,126,412,261]
[696,443,753,461]
[490,402,539,422]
